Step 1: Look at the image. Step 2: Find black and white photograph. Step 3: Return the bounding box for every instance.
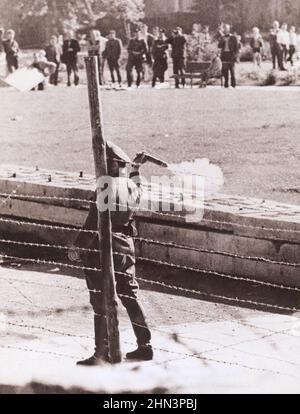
[0,0,299,397]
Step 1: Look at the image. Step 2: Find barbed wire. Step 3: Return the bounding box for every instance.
[0,192,93,205]
[0,217,96,234]
[4,292,298,354]
[1,275,85,293]
[1,245,297,325]
[1,252,299,312]
[0,254,101,273]
[136,277,300,313]
[2,274,300,378]
[0,185,23,208]
[1,227,299,270]
[0,238,123,258]
[125,338,299,378]
[2,273,298,341]
[1,189,300,378]
[137,256,300,293]
[135,237,300,268]
[114,202,300,235]
[2,317,298,378]
[0,344,79,360]
[1,192,300,235]
[1,236,300,293]
[1,320,93,340]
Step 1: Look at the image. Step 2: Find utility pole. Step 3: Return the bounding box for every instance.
[85,53,122,364]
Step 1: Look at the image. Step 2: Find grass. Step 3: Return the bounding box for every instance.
[0,84,299,206]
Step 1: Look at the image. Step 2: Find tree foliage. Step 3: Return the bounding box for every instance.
[192,0,300,32]
[0,0,145,33]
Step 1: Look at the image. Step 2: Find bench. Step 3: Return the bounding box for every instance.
[171,61,223,88]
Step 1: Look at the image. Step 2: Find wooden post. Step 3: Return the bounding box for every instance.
[85,55,122,364]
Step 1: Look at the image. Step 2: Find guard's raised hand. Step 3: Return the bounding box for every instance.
[133,152,148,166]
[68,246,81,263]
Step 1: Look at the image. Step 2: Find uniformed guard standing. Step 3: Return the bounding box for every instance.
[69,142,153,365]
[126,28,148,88]
[152,29,168,88]
[218,24,239,89]
[62,30,81,87]
[167,27,187,89]
[103,30,123,86]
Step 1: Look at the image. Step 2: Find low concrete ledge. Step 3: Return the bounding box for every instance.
[0,165,299,288]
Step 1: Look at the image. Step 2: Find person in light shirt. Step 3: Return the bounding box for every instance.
[250,27,264,67]
[288,26,297,66]
[277,23,289,65]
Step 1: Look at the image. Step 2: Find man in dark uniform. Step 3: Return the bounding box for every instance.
[269,20,284,70]
[69,142,153,365]
[218,24,239,88]
[152,29,168,87]
[126,28,147,88]
[103,30,123,86]
[62,30,81,87]
[167,27,186,89]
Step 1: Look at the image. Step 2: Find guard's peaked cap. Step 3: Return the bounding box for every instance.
[106,141,131,164]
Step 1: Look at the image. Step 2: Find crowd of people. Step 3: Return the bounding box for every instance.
[249,21,300,69]
[1,20,300,91]
[268,21,299,70]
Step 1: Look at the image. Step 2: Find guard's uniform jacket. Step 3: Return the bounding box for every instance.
[218,34,239,88]
[218,34,239,64]
[62,39,81,86]
[126,38,147,87]
[74,171,151,348]
[269,29,283,70]
[167,34,186,88]
[152,39,168,86]
[103,38,122,84]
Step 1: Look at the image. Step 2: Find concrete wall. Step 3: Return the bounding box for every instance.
[0,165,299,288]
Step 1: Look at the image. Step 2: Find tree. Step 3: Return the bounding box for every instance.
[192,0,300,32]
[192,0,257,32]
[0,0,144,39]
[101,0,144,38]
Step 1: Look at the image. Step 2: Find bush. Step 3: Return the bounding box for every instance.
[260,71,276,86]
[186,38,218,62]
[274,70,295,86]
[200,43,219,62]
[236,64,300,87]
[239,44,253,62]
[237,66,269,85]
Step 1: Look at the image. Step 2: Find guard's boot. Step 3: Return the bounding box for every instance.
[77,315,109,366]
[126,344,153,361]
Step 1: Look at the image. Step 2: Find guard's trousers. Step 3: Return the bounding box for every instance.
[84,237,151,349]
